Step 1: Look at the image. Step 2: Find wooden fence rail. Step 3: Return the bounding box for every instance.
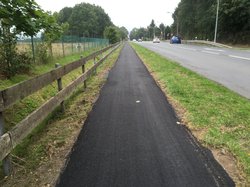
[0,44,116,111]
[0,43,120,175]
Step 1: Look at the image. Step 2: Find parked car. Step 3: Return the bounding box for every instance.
[170,36,181,44]
[138,39,142,42]
[153,37,160,43]
[132,39,137,42]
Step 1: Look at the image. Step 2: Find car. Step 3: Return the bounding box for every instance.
[170,36,181,44]
[138,39,142,42]
[153,37,160,43]
[132,39,137,42]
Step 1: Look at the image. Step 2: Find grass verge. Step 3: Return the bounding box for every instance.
[0,47,103,90]
[0,45,122,186]
[131,43,250,185]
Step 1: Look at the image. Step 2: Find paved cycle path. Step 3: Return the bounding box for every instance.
[56,43,234,187]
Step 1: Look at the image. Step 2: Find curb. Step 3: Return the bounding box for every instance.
[185,40,233,48]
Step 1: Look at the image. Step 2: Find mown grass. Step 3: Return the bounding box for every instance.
[0,47,103,90]
[0,46,107,132]
[0,45,121,183]
[131,43,250,183]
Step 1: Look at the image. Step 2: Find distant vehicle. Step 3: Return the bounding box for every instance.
[138,39,142,42]
[132,39,137,42]
[153,38,160,43]
[170,36,181,44]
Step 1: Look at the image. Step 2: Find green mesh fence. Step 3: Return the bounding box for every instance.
[17,35,109,62]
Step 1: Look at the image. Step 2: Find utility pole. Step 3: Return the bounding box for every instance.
[214,0,220,43]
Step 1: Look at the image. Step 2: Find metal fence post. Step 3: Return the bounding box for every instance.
[62,38,65,57]
[81,56,87,89]
[94,56,97,75]
[0,112,11,176]
[83,39,86,52]
[55,63,65,113]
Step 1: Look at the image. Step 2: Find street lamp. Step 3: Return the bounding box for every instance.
[167,12,178,36]
[214,0,220,43]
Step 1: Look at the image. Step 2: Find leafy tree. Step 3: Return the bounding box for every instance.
[57,3,113,37]
[42,13,64,56]
[0,0,49,77]
[165,26,171,39]
[57,7,73,25]
[129,28,138,40]
[104,26,119,44]
[218,0,250,43]
[119,26,129,40]
[149,19,156,38]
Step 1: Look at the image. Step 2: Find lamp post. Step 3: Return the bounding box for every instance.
[214,0,220,43]
[167,12,178,36]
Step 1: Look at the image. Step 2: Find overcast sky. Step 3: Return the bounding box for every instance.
[35,0,181,32]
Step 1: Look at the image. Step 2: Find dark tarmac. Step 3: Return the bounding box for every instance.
[56,43,234,187]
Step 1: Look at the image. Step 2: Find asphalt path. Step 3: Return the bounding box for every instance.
[56,43,234,187]
[137,41,250,99]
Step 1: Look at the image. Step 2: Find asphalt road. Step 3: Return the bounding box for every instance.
[137,41,250,99]
[56,43,234,187]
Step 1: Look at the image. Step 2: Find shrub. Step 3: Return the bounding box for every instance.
[0,50,33,78]
[35,43,51,64]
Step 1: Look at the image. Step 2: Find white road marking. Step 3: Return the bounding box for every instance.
[229,55,250,61]
[204,48,224,52]
[201,50,220,55]
[175,46,197,51]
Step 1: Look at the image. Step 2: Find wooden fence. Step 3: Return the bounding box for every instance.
[0,43,120,175]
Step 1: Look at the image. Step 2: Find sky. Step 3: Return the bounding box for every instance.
[35,0,181,32]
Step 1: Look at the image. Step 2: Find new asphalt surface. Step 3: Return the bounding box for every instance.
[56,43,234,187]
[138,41,250,99]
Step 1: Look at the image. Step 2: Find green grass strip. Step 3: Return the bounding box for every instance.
[0,47,102,90]
[131,43,250,182]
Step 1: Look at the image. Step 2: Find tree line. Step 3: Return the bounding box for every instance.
[129,20,171,41]
[0,1,128,78]
[130,0,249,44]
[55,3,128,43]
[172,0,250,43]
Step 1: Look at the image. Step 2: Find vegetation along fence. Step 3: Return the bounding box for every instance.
[0,42,120,175]
[17,35,109,60]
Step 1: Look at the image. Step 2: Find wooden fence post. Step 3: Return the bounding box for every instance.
[55,63,65,113]
[81,56,87,89]
[0,112,11,176]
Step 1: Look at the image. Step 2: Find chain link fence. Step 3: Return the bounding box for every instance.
[17,35,109,60]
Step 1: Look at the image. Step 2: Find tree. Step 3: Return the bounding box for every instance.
[129,28,138,40]
[56,3,113,37]
[165,26,171,39]
[119,27,129,40]
[149,19,156,38]
[104,26,119,44]
[57,7,73,25]
[0,0,49,77]
[218,0,250,43]
[42,13,64,57]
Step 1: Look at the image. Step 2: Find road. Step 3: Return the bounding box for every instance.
[56,43,234,187]
[137,41,250,99]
